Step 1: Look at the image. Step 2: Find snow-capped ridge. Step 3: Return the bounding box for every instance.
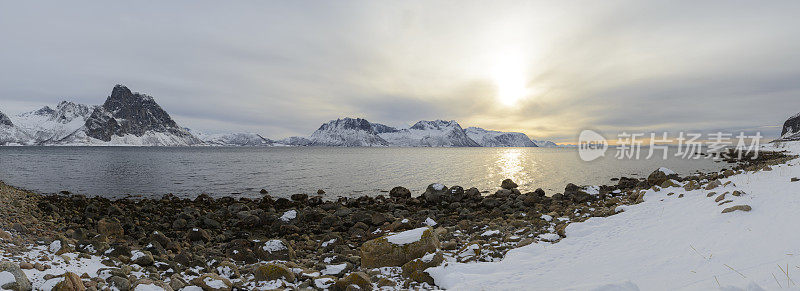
[309,117,388,146]
[190,129,273,146]
[379,119,480,147]
[465,127,538,147]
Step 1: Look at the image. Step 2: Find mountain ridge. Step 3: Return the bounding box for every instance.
[0,86,562,147]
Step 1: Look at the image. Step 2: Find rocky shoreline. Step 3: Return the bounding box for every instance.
[0,150,792,291]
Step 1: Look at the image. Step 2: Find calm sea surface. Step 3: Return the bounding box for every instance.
[0,146,729,199]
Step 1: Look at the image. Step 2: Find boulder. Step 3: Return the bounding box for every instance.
[131,250,154,266]
[106,276,130,291]
[401,252,444,284]
[334,272,371,290]
[52,272,84,291]
[501,179,518,189]
[190,273,232,291]
[187,228,211,242]
[130,279,172,291]
[422,184,448,204]
[253,263,295,282]
[705,180,722,190]
[389,186,412,199]
[647,168,677,186]
[97,218,124,238]
[360,227,440,268]
[0,261,31,291]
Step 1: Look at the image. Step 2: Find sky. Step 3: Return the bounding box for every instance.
[1,0,799,143]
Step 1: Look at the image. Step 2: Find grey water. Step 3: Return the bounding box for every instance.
[0,146,730,199]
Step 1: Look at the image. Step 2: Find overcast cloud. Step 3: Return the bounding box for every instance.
[1,0,799,142]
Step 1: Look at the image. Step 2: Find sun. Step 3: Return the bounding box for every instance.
[491,52,529,106]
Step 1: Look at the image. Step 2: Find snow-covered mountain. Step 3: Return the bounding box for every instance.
[532,140,559,148]
[465,127,537,147]
[11,101,98,144]
[780,112,800,141]
[308,117,388,146]
[0,111,32,145]
[190,130,273,146]
[379,120,480,147]
[275,136,312,146]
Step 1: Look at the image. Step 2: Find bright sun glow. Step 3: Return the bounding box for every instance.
[491,51,529,106]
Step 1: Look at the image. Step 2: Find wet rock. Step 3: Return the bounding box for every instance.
[449,186,466,201]
[501,179,518,190]
[0,261,32,291]
[480,198,500,208]
[260,189,268,195]
[389,186,412,199]
[291,193,309,202]
[253,263,295,282]
[361,227,439,268]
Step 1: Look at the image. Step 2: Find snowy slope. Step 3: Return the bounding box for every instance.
[190,130,273,146]
[309,118,388,146]
[11,101,97,144]
[275,136,312,146]
[0,111,32,145]
[379,120,480,147]
[430,144,800,290]
[464,127,537,147]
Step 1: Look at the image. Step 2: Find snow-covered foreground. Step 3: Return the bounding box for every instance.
[430,145,800,290]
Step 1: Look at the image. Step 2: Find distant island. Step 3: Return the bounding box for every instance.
[0,85,561,147]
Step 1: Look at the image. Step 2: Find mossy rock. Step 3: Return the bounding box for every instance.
[334,272,371,291]
[402,252,444,284]
[253,263,295,282]
[360,227,439,268]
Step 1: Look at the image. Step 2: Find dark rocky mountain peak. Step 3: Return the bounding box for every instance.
[317,117,376,133]
[781,112,800,140]
[371,123,398,134]
[83,85,199,143]
[410,120,460,131]
[0,111,13,127]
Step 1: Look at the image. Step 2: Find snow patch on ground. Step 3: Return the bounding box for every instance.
[261,240,288,253]
[279,210,297,222]
[386,227,428,245]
